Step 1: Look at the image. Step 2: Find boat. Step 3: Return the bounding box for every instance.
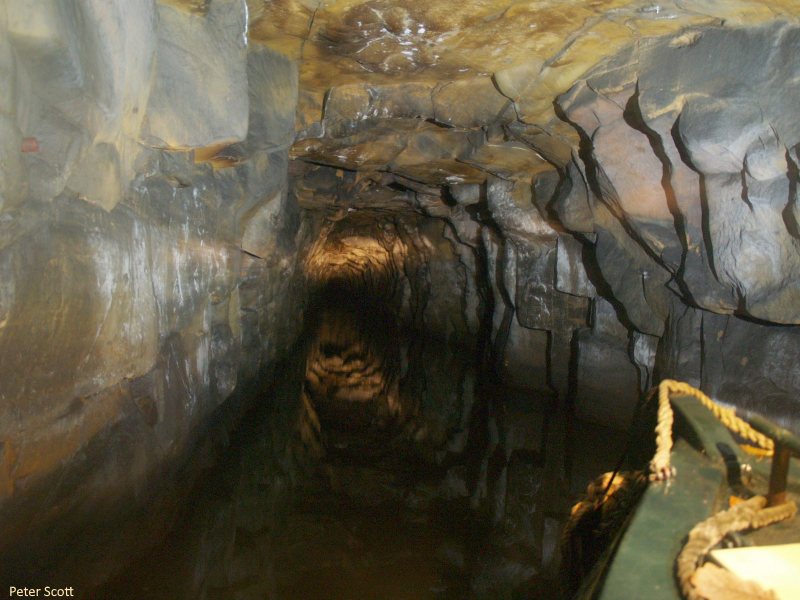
[564,380,800,600]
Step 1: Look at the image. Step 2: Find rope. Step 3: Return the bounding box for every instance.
[561,471,646,546]
[561,379,795,600]
[653,380,796,599]
[561,470,648,590]
[648,379,774,482]
[676,495,797,600]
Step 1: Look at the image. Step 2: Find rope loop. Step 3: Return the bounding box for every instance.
[677,495,797,599]
[648,379,774,482]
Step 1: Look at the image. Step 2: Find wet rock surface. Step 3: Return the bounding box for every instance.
[277,3,800,433]
[0,0,303,579]
[555,20,800,429]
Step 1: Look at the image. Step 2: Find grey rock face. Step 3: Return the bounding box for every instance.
[573,327,640,430]
[657,296,800,433]
[141,0,249,149]
[552,21,800,424]
[0,0,302,568]
[555,235,595,298]
[560,21,800,325]
[6,0,157,209]
[245,47,299,151]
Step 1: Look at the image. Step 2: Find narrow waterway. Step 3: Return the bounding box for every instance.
[95,291,626,599]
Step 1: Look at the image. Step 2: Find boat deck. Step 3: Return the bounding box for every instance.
[583,395,799,599]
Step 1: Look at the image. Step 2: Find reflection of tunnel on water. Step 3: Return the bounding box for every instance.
[302,287,406,454]
[299,209,414,455]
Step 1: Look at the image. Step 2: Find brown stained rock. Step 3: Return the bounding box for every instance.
[323,81,435,137]
[247,0,315,60]
[295,88,327,136]
[505,122,577,168]
[432,77,511,128]
[323,84,373,136]
[395,160,487,188]
[389,128,487,185]
[294,118,429,169]
[369,82,436,120]
[253,0,800,141]
[294,128,409,171]
[510,16,629,127]
[159,0,210,15]
[141,0,249,149]
[493,58,546,103]
[460,141,550,180]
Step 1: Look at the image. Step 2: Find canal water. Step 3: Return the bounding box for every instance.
[96,294,625,599]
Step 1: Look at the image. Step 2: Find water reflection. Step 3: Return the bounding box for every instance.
[303,289,406,454]
[100,292,621,599]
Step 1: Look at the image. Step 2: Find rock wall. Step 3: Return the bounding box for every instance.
[470,21,800,431]
[289,16,800,433]
[0,0,303,568]
[552,21,800,431]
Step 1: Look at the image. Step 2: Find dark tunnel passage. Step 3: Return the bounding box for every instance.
[83,233,634,600]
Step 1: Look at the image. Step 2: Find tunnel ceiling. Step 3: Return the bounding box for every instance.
[248,0,795,190]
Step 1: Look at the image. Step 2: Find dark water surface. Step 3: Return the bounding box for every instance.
[95,297,625,600]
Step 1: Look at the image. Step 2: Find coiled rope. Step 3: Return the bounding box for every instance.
[649,380,796,599]
[561,470,646,548]
[676,495,797,600]
[562,379,796,600]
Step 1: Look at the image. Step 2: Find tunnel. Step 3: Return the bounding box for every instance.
[1,1,800,599]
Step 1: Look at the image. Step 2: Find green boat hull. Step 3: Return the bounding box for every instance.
[578,395,798,599]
